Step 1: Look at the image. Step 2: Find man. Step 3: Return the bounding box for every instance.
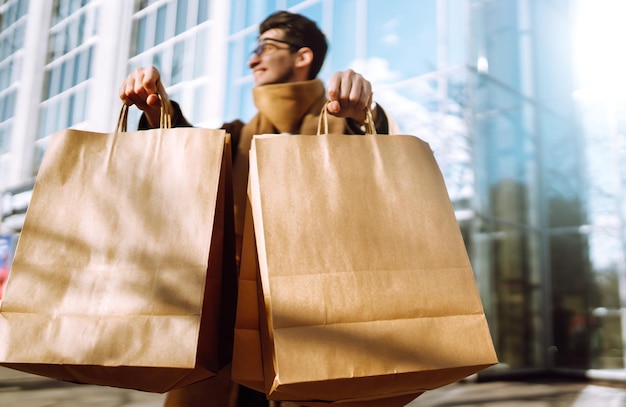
[119,10,390,407]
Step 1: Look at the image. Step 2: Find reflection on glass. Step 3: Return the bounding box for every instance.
[366,0,436,80]
[551,232,594,369]
[474,219,543,369]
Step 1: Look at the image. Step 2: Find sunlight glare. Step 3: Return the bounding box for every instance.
[572,1,626,101]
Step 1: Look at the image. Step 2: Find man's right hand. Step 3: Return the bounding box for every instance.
[119,66,165,127]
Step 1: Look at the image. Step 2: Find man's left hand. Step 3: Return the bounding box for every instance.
[326,69,372,123]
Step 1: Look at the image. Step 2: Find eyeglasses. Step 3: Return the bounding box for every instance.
[250,38,301,58]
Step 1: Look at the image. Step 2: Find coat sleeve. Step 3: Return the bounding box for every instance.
[345,104,391,134]
[220,120,245,162]
[138,100,192,129]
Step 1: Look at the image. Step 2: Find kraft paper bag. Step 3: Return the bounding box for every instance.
[244,117,498,404]
[0,100,236,393]
[233,210,424,407]
[231,197,266,393]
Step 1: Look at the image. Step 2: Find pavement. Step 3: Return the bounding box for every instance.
[411,377,626,406]
[1,367,626,406]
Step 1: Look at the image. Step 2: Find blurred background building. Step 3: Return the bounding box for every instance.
[1,0,625,381]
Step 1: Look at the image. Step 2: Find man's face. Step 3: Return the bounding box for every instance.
[248,28,300,86]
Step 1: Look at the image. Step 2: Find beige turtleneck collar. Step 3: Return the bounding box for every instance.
[252,79,327,134]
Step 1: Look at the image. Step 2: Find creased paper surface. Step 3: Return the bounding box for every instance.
[0,127,233,393]
[246,133,497,403]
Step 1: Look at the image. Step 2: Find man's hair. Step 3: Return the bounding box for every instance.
[259,11,328,79]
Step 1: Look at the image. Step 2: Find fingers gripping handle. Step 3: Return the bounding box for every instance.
[316,101,377,136]
[116,82,173,132]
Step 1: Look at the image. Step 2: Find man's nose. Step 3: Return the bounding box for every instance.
[248,53,260,68]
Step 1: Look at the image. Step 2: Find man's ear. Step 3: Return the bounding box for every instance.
[295,47,314,69]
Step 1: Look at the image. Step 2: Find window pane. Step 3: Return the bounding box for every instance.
[225,40,240,121]
[67,92,75,125]
[192,83,206,123]
[240,80,254,122]
[477,223,544,368]
[551,232,595,369]
[5,3,16,27]
[33,137,50,174]
[49,101,61,135]
[175,0,187,35]
[78,12,86,43]
[171,40,184,84]
[5,90,15,120]
[193,27,207,78]
[296,3,322,28]
[71,0,82,14]
[65,86,88,125]
[1,37,9,60]
[135,0,155,12]
[0,124,9,154]
[47,65,61,98]
[331,0,357,72]
[367,0,437,80]
[58,97,69,130]
[72,51,82,85]
[133,16,147,55]
[0,62,9,91]
[58,60,67,92]
[17,0,29,18]
[447,0,466,66]
[152,51,162,72]
[85,44,93,78]
[62,58,74,91]
[245,0,277,29]
[37,105,48,140]
[197,0,208,24]
[155,4,167,45]
[229,0,245,33]
[77,86,88,122]
[12,21,25,52]
[68,18,79,50]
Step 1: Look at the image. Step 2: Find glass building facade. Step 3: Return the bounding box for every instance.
[37,0,96,169]
[1,0,626,379]
[0,0,28,166]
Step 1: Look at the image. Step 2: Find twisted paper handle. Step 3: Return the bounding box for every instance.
[116,82,173,132]
[316,101,377,136]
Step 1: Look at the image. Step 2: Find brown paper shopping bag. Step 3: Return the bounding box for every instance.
[242,109,498,404]
[231,196,266,393]
[0,97,236,393]
[232,196,423,407]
